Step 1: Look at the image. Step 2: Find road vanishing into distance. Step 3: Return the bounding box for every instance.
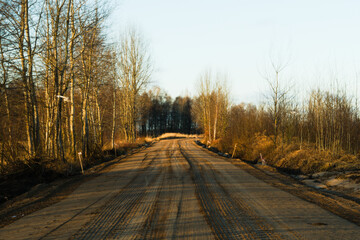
[1,139,360,239]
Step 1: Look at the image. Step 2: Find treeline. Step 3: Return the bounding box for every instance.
[0,0,196,172]
[138,89,195,137]
[224,89,360,155]
[192,68,360,174]
[109,88,196,147]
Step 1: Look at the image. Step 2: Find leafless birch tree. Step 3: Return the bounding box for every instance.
[116,29,152,142]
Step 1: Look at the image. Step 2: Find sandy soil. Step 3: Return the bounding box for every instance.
[0,139,360,239]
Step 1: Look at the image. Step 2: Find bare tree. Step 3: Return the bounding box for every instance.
[193,70,230,143]
[116,29,152,142]
[198,70,212,142]
[263,53,291,148]
[213,73,229,141]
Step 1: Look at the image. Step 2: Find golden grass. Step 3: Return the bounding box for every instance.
[157,133,200,140]
[217,134,360,175]
[102,138,150,152]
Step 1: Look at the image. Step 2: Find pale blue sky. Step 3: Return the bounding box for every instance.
[108,0,360,104]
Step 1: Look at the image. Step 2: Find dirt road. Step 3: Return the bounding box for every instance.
[1,139,360,239]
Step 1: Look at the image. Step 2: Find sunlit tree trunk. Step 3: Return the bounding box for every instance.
[18,1,34,156]
[111,87,116,150]
[69,0,77,161]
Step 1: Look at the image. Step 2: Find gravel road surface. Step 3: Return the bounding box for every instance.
[1,139,360,239]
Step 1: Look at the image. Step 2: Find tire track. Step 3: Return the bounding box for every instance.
[179,140,285,239]
[114,164,165,239]
[172,140,215,239]
[192,141,303,240]
[169,141,186,239]
[139,140,185,239]
[118,139,212,239]
[138,151,169,239]
[73,142,169,239]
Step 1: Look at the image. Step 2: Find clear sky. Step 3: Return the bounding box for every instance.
[108,0,360,104]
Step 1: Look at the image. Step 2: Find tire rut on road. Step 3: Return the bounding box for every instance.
[73,142,169,239]
[179,140,287,240]
[139,141,174,239]
[170,140,214,239]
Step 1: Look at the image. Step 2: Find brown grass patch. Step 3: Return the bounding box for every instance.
[157,133,200,140]
[217,133,360,175]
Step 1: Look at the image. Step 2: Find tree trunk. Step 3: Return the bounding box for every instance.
[19,1,34,157]
[95,91,102,146]
[56,98,65,161]
[82,89,89,158]
[69,0,76,161]
[24,0,40,157]
[69,46,76,160]
[213,93,218,141]
[111,87,116,152]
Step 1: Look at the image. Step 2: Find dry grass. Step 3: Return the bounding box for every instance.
[216,134,360,175]
[270,147,360,174]
[102,137,153,152]
[157,133,200,140]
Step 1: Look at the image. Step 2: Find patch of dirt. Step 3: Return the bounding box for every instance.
[290,170,360,198]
